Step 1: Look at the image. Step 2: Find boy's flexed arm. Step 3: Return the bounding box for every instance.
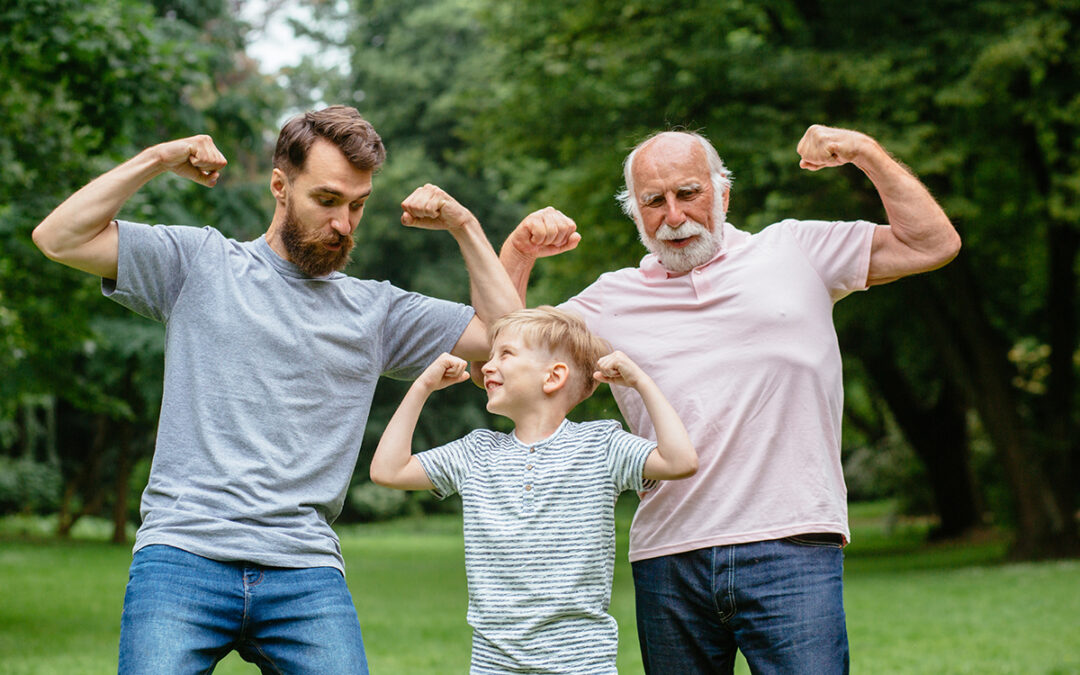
[370,353,471,490]
[594,351,698,480]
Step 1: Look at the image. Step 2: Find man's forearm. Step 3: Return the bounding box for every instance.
[452,219,524,323]
[856,142,959,259]
[498,243,535,306]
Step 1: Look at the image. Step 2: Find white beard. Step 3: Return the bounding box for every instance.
[639,218,723,274]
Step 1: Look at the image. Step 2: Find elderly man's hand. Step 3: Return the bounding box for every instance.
[401,184,477,232]
[503,207,581,261]
[796,125,877,171]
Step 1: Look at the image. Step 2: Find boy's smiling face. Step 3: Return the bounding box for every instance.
[481,328,556,418]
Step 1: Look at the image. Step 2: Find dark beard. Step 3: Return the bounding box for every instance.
[279,202,354,277]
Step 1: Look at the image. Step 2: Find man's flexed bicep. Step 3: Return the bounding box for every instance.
[32,136,226,279]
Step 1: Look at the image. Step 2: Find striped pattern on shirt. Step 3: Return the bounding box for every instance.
[417,419,657,674]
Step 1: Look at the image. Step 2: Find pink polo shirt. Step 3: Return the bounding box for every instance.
[561,218,876,562]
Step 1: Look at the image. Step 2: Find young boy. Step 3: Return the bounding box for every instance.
[370,306,697,674]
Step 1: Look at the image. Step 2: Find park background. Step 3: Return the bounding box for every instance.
[0,0,1078,672]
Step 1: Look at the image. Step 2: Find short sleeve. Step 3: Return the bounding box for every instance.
[604,423,658,493]
[415,432,480,500]
[783,219,876,301]
[378,285,475,380]
[558,280,605,331]
[102,221,217,322]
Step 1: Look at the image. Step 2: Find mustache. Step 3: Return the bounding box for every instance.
[655,220,709,240]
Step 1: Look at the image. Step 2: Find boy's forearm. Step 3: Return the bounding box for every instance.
[637,377,697,478]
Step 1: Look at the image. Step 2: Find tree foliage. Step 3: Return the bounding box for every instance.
[2,0,1077,557]
[0,0,284,537]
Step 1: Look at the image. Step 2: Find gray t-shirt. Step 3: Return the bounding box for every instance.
[104,221,474,571]
[417,419,656,674]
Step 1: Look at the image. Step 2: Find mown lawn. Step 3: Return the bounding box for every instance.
[0,501,1077,674]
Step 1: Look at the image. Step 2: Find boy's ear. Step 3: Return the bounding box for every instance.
[542,362,570,395]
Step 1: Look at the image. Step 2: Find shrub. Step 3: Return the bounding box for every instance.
[0,457,62,514]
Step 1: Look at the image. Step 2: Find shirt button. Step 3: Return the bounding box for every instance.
[525,485,532,491]
[529,447,536,453]
[526,464,533,470]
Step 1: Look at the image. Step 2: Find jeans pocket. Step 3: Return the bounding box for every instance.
[784,533,844,548]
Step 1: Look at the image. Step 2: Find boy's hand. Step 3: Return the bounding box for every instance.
[417,353,471,392]
[594,351,647,389]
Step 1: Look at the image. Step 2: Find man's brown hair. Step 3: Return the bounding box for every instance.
[273,105,385,177]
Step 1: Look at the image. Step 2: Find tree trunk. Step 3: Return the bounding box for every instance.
[111,421,133,544]
[1044,221,1079,550]
[925,262,1079,558]
[56,413,108,538]
[864,348,981,538]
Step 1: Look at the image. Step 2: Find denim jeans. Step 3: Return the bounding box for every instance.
[632,536,848,675]
[118,544,368,674]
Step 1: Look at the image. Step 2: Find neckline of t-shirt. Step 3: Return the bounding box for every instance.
[511,418,569,448]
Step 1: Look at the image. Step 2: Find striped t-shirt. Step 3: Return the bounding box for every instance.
[417,418,657,674]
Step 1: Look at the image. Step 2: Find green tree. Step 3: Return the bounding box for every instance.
[0,0,285,539]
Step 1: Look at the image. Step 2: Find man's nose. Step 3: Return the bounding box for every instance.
[664,194,686,227]
[330,209,353,235]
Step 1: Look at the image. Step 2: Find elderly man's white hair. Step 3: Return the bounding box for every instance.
[615,131,733,225]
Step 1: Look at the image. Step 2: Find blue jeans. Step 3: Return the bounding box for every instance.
[632,536,848,674]
[118,545,368,674]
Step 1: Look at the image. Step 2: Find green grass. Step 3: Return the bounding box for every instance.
[1,501,1077,674]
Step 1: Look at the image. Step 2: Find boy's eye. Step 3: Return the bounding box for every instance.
[319,198,335,207]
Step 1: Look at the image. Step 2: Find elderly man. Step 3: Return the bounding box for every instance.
[499,125,960,673]
[33,105,518,673]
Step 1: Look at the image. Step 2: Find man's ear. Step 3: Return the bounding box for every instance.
[543,362,569,395]
[270,168,288,204]
[721,187,731,213]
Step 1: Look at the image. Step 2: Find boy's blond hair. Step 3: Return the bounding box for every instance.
[489,306,611,404]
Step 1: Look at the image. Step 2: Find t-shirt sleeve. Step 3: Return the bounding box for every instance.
[603,421,659,493]
[415,432,479,500]
[784,219,876,301]
[378,285,476,380]
[558,279,607,337]
[102,221,216,322]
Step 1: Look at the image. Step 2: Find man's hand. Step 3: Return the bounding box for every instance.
[594,350,647,389]
[502,207,581,261]
[152,135,227,187]
[401,184,477,232]
[415,353,471,392]
[796,125,876,172]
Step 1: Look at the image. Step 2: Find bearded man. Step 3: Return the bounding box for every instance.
[32,105,519,673]
[499,125,961,673]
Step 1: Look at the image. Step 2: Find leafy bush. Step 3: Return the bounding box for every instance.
[0,457,62,514]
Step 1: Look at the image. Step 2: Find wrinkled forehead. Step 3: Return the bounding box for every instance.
[632,135,711,195]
